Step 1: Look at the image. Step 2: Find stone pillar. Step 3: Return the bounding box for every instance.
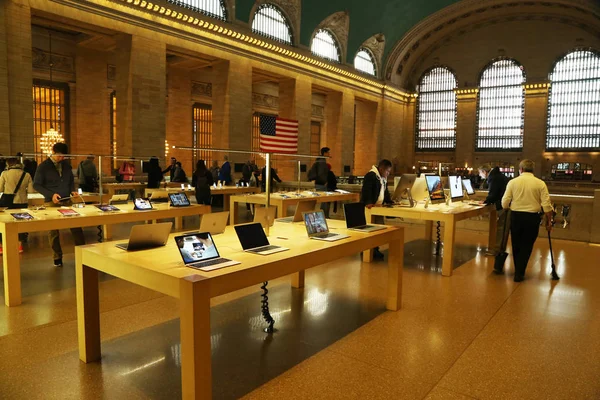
[4,0,34,154]
[522,86,549,177]
[278,77,311,180]
[0,1,10,155]
[212,59,252,172]
[340,89,355,176]
[354,99,379,175]
[115,34,166,160]
[166,66,192,172]
[324,90,355,176]
[456,91,478,170]
[380,97,410,174]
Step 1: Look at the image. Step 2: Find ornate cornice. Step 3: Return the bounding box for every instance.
[192,81,212,97]
[32,47,74,74]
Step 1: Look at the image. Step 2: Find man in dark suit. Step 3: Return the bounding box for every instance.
[360,159,393,259]
[480,165,509,256]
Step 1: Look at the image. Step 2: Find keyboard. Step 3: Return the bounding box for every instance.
[315,233,339,239]
[249,245,280,252]
[191,258,231,268]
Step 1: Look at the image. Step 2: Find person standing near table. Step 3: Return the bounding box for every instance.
[218,156,232,185]
[480,165,509,256]
[500,159,553,282]
[308,147,331,216]
[193,160,213,205]
[361,159,393,260]
[33,143,86,268]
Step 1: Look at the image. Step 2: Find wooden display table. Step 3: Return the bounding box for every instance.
[101,182,147,198]
[0,203,210,306]
[365,202,496,276]
[229,192,360,224]
[27,192,111,206]
[76,220,403,399]
[145,186,260,210]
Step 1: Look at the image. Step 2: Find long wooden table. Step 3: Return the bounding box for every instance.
[365,202,496,276]
[229,192,360,224]
[76,220,403,399]
[101,182,147,198]
[0,203,211,306]
[27,192,111,206]
[145,186,261,210]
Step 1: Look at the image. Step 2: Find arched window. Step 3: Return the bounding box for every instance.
[167,0,227,21]
[416,67,457,151]
[354,48,376,76]
[311,29,341,63]
[476,59,525,151]
[547,50,600,150]
[251,4,293,45]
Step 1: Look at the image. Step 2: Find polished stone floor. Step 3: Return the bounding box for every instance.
[1,209,599,399]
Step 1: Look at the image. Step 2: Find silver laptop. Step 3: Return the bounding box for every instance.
[175,232,239,271]
[278,200,318,223]
[115,222,172,251]
[253,206,277,228]
[302,210,349,242]
[234,223,288,255]
[199,211,229,235]
[343,203,387,232]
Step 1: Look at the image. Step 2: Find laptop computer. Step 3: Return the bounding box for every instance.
[277,200,318,223]
[199,211,229,235]
[343,202,387,232]
[174,232,240,271]
[425,175,446,204]
[253,206,277,228]
[149,190,169,203]
[115,222,172,251]
[234,223,288,255]
[168,192,190,207]
[302,210,349,242]
[109,194,129,205]
[133,198,153,211]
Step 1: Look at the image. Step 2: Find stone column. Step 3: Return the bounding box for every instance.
[354,99,379,175]
[455,91,478,170]
[522,86,549,177]
[4,0,34,154]
[166,66,192,171]
[115,34,167,160]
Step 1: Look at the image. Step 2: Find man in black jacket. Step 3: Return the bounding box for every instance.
[308,147,331,215]
[33,143,86,267]
[479,165,509,256]
[360,159,393,259]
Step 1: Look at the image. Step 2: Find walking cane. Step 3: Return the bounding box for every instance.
[547,220,560,280]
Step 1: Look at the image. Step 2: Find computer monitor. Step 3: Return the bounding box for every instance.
[448,176,464,201]
[425,175,445,204]
[410,176,429,202]
[392,174,417,201]
[175,232,220,264]
[462,179,475,195]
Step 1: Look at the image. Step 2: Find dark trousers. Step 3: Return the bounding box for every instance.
[49,228,86,260]
[510,211,541,278]
[315,184,330,217]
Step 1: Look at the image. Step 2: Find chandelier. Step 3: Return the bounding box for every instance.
[40,127,65,155]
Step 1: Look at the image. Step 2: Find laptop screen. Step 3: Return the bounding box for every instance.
[134,198,153,210]
[343,202,367,228]
[169,192,190,207]
[425,176,445,202]
[462,179,475,195]
[303,210,329,235]
[175,232,220,264]
[234,223,269,250]
[448,176,463,199]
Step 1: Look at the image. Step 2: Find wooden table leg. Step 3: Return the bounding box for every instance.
[488,207,498,252]
[103,224,112,241]
[362,208,374,263]
[425,220,434,242]
[175,216,183,230]
[180,276,212,400]
[229,199,237,225]
[223,194,230,211]
[441,220,456,277]
[276,202,286,218]
[291,271,305,288]
[386,230,404,311]
[76,248,101,362]
[2,226,21,306]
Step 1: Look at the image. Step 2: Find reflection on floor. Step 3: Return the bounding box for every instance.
[1,208,599,399]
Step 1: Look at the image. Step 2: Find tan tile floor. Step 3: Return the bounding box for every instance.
[1,211,599,399]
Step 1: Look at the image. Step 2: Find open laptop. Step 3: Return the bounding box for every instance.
[109,194,129,205]
[448,175,464,201]
[133,198,153,211]
[425,175,446,204]
[115,222,172,251]
[174,232,240,271]
[234,223,288,255]
[302,210,349,242]
[168,192,190,207]
[149,190,169,203]
[199,211,229,235]
[277,200,317,223]
[343,203,387,232]
[253,206,277,228]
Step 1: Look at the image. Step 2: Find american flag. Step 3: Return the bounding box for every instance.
[259,114,298,154]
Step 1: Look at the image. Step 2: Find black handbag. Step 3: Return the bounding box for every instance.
[0,171,26,208]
